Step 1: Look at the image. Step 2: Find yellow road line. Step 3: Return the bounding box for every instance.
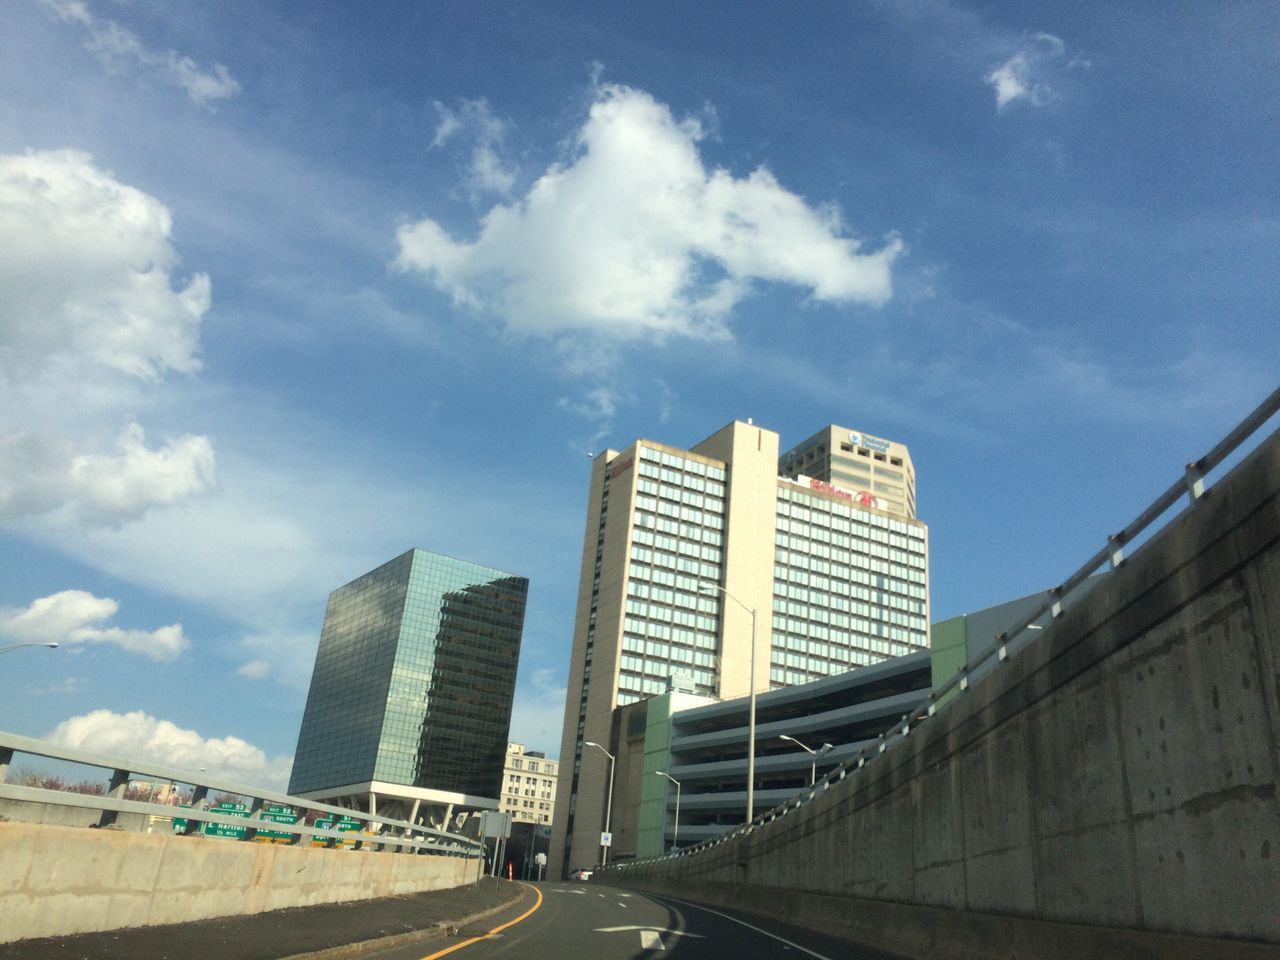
[420,883,544,960]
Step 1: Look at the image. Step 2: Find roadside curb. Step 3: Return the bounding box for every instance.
[281,886,527,960]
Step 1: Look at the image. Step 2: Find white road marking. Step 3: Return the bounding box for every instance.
[594,926,704,937]
[550,889,586,895]
[653,897,835,960]
[640,930,664,950]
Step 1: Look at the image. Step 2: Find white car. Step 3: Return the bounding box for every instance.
[570,868,593,881]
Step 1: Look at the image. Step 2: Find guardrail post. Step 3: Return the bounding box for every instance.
[1185,461,1206,505]
[242,796,264,842]
[1108,533,1126,569]
[180,785,209,836]
[97,768,130,827]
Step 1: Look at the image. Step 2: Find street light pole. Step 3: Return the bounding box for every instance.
[583,740,615,866]
[779,735,834,786]
[0,642,58,656]
[699,584,757,824]
[654,771,681,852]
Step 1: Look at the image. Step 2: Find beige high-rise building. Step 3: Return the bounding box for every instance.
[499,742,558,825]
[549,420,929,877]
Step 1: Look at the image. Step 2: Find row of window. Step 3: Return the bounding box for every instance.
[770,616,928,647]
[771,565,927,601]
[775,547,928,583]
[635,471,727,499]
[621,621,718,647]
[771,587,927,622]
[618,668,714,698]
[629,546,720,579]
[621,644,715,670]
[631,527,723,562]
[626,584,719,613]
[775,532,923,570]
[638,444,726,482]
[623,608,718,633]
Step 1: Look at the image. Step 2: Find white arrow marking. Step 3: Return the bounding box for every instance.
[594,926,704,938]
[640,930,664,951]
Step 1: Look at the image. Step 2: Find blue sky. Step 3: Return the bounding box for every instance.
[1,1,1276,787]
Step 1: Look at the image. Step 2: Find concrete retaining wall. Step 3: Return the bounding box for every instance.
[0,822,477,943]
[609,430,1280,958]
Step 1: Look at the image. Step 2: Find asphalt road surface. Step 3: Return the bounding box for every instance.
[365,881,902,960]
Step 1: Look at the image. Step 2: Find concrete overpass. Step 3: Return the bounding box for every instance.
[606,406,1280,958]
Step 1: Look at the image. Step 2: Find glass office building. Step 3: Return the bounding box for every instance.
[289,548,529,827]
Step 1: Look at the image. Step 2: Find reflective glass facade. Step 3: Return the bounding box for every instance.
[289,549,528,800]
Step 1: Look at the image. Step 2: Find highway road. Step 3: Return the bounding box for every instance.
[364,881,902,960]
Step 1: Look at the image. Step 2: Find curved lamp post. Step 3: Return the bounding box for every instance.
[653,770,681,852]
[583,740,616,866]
[698,583,757,823]
[779,734,834,786]
[0,642,58,656]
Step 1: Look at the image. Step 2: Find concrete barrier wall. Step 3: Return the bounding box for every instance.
[610,431,1280,958]
[0,822,477,943]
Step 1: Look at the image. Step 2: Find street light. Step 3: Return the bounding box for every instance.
[653,770,681,852]
[583,740,616,866]
[699,583,758,823]
[779,735,834,786]
[0,642,58,656]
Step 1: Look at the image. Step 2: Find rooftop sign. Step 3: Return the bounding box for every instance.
[849,431,891,453]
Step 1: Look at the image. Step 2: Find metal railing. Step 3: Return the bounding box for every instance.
[0,731,483,858]
[612,382,1280,871]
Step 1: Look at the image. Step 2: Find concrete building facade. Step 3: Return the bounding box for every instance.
[499,742,557,825]
[551,420,929,877]
[289,548,529,830]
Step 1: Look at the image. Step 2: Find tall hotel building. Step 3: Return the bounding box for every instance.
[550,420,929,876]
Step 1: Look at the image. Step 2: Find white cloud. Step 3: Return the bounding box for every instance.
[1,423,217,526]
[0,149,209,382]
[0,589,188,660]
[431,98,517,200]
[47,710,292,789]
[0,150,216,526]
[67,424,216,524]
[986,33,1081,111]
[558,386,620,422]
[237,659,270,680]
[39,0,240,107]
[396,84,902,342]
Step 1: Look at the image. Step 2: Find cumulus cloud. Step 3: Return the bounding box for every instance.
[0,149,209,381]
[986,33,1085,111]
[0,150,216,526]
[396,84,902,341]
[0,424,216,526]
[67,424,216,523]
[0,589,188,660]
[48,710,292,789]
[40,0,240,107]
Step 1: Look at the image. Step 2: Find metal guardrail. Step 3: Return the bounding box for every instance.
[0,731,483,857]
[612,383,1280,871]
